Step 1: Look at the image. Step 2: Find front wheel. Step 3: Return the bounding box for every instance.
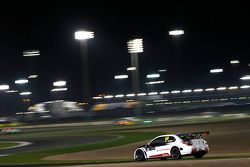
[171,147,181,159]
[135,150,145,161]
[194,153,204,159]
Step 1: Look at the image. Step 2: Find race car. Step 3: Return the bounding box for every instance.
[1,127,21,134]
[113,117,153,125]
[113,117,139,125]
[134,131,209,161]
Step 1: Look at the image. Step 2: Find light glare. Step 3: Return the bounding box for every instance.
[127,67,136,71]
[210,69,223,73]
[147,74,160,78]
[193,89,203,92]
[0,84,9,90]
[216,87,227,91]
[169,30,184,36]
[205,88,215,92]
[20,92,32,96]
[148,92,158,95]
[228,86,238,90]
[137,93,147,96]
[230,60,240,64]
[53,81,66,87]
[240,85,250,89]
[114,75,128,79]
[182,89,192,93]
[15,79,28,84]
[51,88,67,92]
[127,39,143,53]
[23,50,40,57]
[145,80,164,85]
[240,75,250,80]
[75,31,94,40]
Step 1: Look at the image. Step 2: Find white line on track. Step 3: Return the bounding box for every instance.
[0,141,32,156]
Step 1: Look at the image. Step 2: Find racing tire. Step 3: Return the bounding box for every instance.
[171,147,182,160]
[160,157,167,160]
[135,150,145,161]
[194,153,204,159]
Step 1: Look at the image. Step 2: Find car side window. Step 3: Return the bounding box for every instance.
[166,136,176,143]
[150,137,165,147]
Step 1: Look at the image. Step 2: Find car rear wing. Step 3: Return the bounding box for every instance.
[188,131,209,139]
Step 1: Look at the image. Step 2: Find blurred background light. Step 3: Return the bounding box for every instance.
[127,39,143,53]
[0,84,9,90]
[75,31,94,40]
[53,81,66,87]
[210,69,223,73]
[169,30,184,36]
[114,75,128,79]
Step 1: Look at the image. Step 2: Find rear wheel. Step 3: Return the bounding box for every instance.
[171,147,181,159]
[135,150,145,161]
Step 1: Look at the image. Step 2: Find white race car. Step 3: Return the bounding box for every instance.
[134,131,209,161]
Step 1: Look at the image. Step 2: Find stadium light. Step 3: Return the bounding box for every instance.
[240,75,250,80]
[216,87,227,91]
[0,84,9,91]
[51,88,67,92]
[127,67,136,71]
[5,90,18,93]
[230,60,240,64]
[53,81,66,87]
[182,89,192,93]
[169,30,184,36]
[193,89,203,92]
[158,69,167,72]
[205,88,215,92]
[15,79,28,84]
[127,38,143,118]
[115,94,124,98]
[75,31,94,40]
[147,74,160,79]
[127,39,143,53]
[210,69,223,73]
[23,50,40,57]
[145,80,164,85]
[148,92,158,95]
[137,93,147,96]
[20,91,32,96]
[92,96,103,100]
[160,91,169,95]
[126,93,135,97]
[28,75,38,79]
[104,95,113,99]
[228,86,238,90]
[171,90,180,94]
[240,85,250,89]
[114,75,128,79]
[75,30,94,108]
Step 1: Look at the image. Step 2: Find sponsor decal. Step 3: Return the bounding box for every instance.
[149,153,169,158]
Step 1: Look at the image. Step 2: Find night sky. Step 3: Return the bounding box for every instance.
[0,1,250,107]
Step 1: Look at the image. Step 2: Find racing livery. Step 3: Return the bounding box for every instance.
[134,131,209,161]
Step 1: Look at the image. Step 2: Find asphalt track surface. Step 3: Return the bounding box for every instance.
[0,130,114,155]
[63,158,250,167]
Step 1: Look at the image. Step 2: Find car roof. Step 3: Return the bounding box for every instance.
[153,134,178,138]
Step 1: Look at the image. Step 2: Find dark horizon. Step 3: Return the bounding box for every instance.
[0,1,250,110]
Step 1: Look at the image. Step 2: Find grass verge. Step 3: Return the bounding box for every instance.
[0,142,19,149]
